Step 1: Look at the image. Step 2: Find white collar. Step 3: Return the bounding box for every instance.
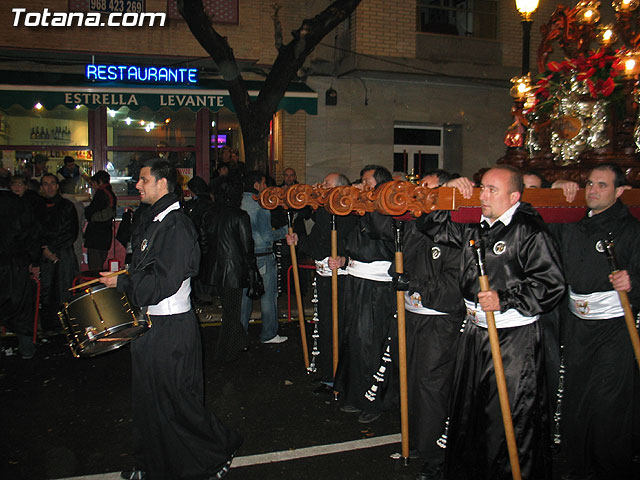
[153,201,181,222]
[481,201,520,227]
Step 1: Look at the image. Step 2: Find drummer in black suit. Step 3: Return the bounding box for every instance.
[99,158,241,480]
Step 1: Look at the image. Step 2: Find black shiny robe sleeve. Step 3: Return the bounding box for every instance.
[118,208,200,308]
[416,203,566,316]
[298,208,358,261]
[552,200,640,310]
[402,221,464,314]
[344,211,395,263]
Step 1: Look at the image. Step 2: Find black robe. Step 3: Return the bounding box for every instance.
[401,221,464,463]
[553,200,640,479]
[417,202,565,480]
[298,208,357,383]
[117,193,241,479]
[334,211,398,413]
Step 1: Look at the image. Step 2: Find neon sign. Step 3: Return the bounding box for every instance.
[85,64,198,84]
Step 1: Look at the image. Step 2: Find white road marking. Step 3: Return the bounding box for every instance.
[57,433,401,479]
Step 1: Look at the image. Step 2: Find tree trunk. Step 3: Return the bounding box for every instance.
[177,0,363,177]
[243,119,270,173]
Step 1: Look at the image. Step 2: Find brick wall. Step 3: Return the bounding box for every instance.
[275,111,306,184]
[351,0,416,58]
[0,0,314,68]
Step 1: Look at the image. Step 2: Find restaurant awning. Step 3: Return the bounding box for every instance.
[0,73,318,115]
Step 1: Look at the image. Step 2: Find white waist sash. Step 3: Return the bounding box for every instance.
[569,288,624,320]
[405,291,447,315]
[315,257,348,277]
[346,259,392,282]
[464,298,538,328]
[147,278,192,316]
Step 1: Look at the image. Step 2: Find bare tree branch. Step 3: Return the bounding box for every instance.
[178,0,362,171]
[272,3,283,51]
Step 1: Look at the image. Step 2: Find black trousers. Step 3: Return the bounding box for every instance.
[217,287,247,361]
[445,320,550,480]
[315,274,347,384]
[562,314,637,479]
[405,310,462,462]
[0,261,36,336]
[334,276,398,413]
[130,310,241,480]
[39,247,77,329]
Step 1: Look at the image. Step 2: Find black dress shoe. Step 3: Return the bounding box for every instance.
[339,404,362,413]
[417,461,443,480]
[357,411,381,424]
[121,469,146,479]
[313,384,334,396]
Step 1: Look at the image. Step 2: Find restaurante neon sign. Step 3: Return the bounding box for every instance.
[85,64,198,84]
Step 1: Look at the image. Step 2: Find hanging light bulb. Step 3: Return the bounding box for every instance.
[509,75,533,100]
[576,1,601,24]
[612,0,639,12]
[596,24,617,46]
[622,50,640,77]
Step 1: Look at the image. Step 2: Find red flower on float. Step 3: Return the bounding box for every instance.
[601,77,615,97]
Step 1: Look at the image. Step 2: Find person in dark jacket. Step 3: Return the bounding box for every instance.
[184,176,214,304]
[200,177,261,360]
[36,173,79,331]
[84,170,116,271]
[1,176,40,358]
[184,176,213,229]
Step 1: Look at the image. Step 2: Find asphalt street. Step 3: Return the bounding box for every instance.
[0,299,605,480]
[1,307,427,480]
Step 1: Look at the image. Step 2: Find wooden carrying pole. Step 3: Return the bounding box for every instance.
[604,240,640,372]
[471,240,522,480]
[395,222,411,465]
[330,215,340,378]
[288,211,310,369]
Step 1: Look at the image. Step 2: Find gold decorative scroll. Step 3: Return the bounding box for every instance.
[285,184,329,210]
[374,180,440,217]
[258,182,640,215]
[325,185,376,216]
[258,187,287,210]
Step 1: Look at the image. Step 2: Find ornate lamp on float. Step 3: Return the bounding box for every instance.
[504,75,534,158]
[499,0,640,186]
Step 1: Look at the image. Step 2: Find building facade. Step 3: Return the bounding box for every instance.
[0,0,561,188]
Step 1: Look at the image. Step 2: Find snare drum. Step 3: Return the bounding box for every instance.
[59,285,151,358]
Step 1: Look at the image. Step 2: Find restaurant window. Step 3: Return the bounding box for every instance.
[393,125,443,178]
[417,0,497,39]
[0,104,91,191]
[106,106,197,197]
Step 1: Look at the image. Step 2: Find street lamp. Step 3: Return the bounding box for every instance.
[515,0,540,75]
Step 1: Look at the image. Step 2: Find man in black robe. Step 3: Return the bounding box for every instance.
[286,172,358,394]
[100,159,241,480]
[333,165,398,424]
[399,171,465,480]
[554,163,640,479]
[417,165,565,480]
[36,173,79,331]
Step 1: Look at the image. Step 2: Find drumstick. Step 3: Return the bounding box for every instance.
[68,270,127,291]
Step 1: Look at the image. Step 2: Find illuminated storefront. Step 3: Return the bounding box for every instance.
[0,68,317,198]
